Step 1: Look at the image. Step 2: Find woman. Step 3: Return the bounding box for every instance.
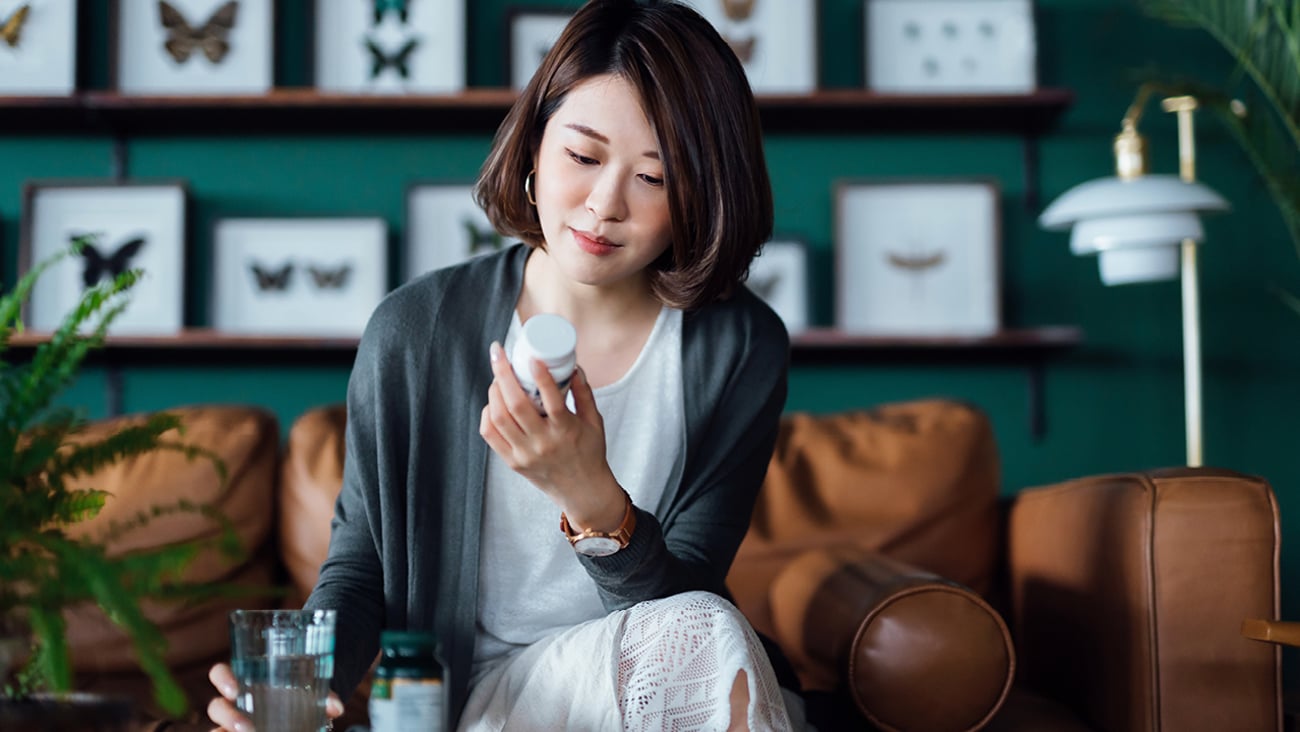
[208,1,796,729]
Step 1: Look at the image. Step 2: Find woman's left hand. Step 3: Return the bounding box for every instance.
[480,341,624,527]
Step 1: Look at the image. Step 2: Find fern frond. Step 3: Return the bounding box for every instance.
[73,550,187,716]
[0,247,73,355]
[49,489,111,525]
[23,606,70,693]
[49,412,185,481]
[2,272,136,432]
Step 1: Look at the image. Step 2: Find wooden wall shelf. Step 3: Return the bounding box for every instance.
[5,326,1081,438]
[5,326,1080,363]
[0,88,1074,135]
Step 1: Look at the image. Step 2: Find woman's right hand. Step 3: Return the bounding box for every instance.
[206,663,345,731]
[206,663,252,732]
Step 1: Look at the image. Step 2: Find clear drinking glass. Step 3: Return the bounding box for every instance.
[229,609,336,732]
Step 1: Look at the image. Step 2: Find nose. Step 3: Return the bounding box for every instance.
[586,169,628,222]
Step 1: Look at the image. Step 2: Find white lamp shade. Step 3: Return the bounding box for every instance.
[1069,212,1205,255]
[1040,173,1228,285]
[1039,174,1229,230]
[1097,246,1180,285]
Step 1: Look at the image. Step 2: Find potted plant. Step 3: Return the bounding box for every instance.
[0,242,241,722]
[1141,0,1300,315]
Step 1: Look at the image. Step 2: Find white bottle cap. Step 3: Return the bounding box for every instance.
[519,314,577,368]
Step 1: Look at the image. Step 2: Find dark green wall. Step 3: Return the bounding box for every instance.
[4,0,1298,676]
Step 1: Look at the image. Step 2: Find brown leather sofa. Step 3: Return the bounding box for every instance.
[60,401,1284,731]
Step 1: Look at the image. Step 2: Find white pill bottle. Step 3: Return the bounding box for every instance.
[511,313,577,414]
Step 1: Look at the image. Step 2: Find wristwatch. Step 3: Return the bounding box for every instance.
[560,491,636,557]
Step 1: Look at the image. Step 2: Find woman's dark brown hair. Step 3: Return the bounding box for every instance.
[474,0,772,310]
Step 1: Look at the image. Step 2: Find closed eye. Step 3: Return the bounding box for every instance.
[566,149,598,165]
[639,173,664,187]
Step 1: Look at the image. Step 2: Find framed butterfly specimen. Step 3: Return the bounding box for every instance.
[865,0,1036,94]
[834,179,1002,336]
[112,0,274,95]
[211,217,388,337]
[504,7,572,92]
[313,0,465,94]
[686,0,818,94]
[747,238,811,335]
[19,180,188,335]
[0,0,78,96]
[404,182,504,282]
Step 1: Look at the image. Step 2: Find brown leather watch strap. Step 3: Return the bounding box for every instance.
[560,490,636,549]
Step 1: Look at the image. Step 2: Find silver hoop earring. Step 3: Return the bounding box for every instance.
[524,169,537,206]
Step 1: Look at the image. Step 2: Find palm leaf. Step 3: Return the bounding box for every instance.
[1141,0,1300,295]
[1143,0,1300,148]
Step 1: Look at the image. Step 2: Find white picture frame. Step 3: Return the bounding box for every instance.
[505,7,572,91]
[0,0,77,96]
[866,0,1036,94]
[21,181,188,336]
[405,183,505,281]
[314,0,466,95]
[211,217,389,337]
[113,0,274,95]
[835,180,1001,336]
[686,0,818,94]
[747,239,810,334]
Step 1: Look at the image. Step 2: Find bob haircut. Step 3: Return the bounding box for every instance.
[474,0,773,311]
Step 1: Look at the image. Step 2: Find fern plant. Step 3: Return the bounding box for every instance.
[0,243,241,717]
[1141,0,1300,315]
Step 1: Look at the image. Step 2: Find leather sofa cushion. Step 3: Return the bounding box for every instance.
[730,399,1000,648]
[279,404,348,607]
[770,547,1014,732]
[58,405,282,672]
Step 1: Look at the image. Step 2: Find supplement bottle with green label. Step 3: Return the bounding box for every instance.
[368,630,444,731]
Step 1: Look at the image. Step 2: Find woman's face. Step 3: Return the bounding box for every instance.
[532,73,672,293]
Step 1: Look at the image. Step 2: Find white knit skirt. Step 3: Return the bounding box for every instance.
[458,591,798,731]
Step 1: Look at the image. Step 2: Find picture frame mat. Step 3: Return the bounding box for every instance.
[748,238,810,334]
[312,0,466,94]
[112,0,275,95]
[211,216,389,337]
[0,0,77,95]
[404,182,505,281]
[20,180,189,335]
[504,7,573,91]
[866,0,1036,94]
[687,0,819,93]
[834,179,1001,336]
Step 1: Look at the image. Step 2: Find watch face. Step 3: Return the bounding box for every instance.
[573,536,622,557]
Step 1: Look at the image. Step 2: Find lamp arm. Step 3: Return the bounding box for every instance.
[1122,83,1156,134]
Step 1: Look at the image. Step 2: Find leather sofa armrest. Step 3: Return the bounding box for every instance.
[768,546,1014,732]
[1242,619,1300,648]
[1006,468,1281,731]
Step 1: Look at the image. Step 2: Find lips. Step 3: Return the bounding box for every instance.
[571,228,620,256]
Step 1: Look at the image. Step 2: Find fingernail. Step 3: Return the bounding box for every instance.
[233,721,250,732]
[327,697,344,715]
[490,342,501,362]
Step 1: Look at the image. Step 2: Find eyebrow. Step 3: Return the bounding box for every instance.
[564,123,660,161]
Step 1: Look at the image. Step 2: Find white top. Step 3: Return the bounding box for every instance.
[473,305,685,681]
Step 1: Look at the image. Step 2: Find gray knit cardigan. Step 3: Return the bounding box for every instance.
[305,244,790,728]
